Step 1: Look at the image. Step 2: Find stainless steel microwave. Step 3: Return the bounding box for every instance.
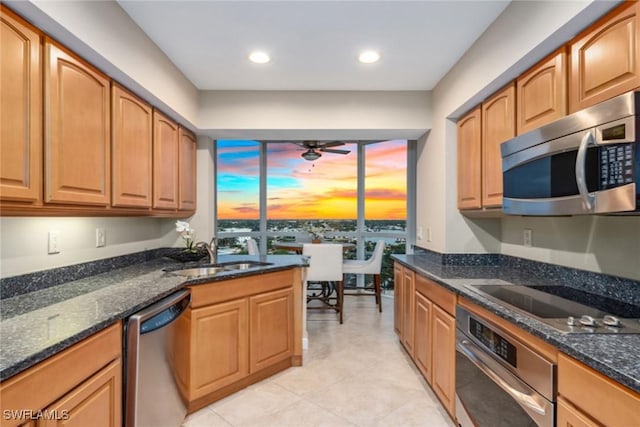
[501,91,640,215]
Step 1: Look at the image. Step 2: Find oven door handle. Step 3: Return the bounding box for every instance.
[575,130,595,211]
[456,337,548,416]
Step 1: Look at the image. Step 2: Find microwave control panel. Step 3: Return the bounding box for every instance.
[600,144,634,189]
[469,317,517,367]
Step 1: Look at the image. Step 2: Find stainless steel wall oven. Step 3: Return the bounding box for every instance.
[455,306,555,427]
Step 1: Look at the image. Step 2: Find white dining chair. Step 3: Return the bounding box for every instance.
[246,238,259,255]
[303,243,344,323]
[342,240,385,312]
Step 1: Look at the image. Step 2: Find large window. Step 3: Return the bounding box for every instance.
[216,140,414,290]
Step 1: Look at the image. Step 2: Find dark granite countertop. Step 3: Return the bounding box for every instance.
[392,254,640,394]
[0,254,305,381]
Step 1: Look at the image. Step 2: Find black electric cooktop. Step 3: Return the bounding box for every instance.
[466,284,640,334]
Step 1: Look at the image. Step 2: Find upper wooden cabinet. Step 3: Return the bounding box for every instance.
[456,107,482,210]
[517,48,567,135]
[0,7,42,204]
[153,110,179,210]
[569,1,640,113]
[111,84,153,208]
[178,127,197,211]
[44,39,111,206]
[481,83,515,208]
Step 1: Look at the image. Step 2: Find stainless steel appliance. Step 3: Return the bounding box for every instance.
[465,284,640,334]
[125,289,191,427]
[501,91,640,215]
[455,306,555,427]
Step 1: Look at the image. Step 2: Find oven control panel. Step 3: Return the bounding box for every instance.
[469,317,517,367]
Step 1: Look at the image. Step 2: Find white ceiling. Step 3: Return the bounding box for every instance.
[117,0,510,91]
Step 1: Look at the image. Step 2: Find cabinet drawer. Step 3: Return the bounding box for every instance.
[558,353,640,426]
[189,270,295,308]
[415,274,455,316]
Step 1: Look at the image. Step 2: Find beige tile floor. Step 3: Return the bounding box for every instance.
[183,296,455,427]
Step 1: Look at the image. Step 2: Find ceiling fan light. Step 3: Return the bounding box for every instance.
[358,50,380,64]
[248,51,271,64]
[302,150,321,161]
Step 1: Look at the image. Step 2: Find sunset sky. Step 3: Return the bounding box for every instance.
[217,140,407,220]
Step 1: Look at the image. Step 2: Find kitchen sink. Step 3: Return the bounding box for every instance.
[168,261,273,277]
[221,261,272,270]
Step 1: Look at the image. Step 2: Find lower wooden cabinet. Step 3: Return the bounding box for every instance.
[558,352,640,426]
[42,360,121,427]
[395,262,457,419]
[431,304,456,415]
[401,267,415,353]
[249,288,294,373]
[174,269,302,413]
[0,323,122,427]
[413,292,432,380]
[557,398,599,427]
[393,263,403,335]
[190,299,249,398]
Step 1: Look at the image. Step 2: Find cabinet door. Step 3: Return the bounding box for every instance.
[413,291,432,382]
[401,268,415,353]
[481,84,514,208]
[432,304,456,417]
[0,7,42,204]
[190,299,248,399]
[152,110,179,210]
[178,127,197,211]
[570,1,640,113]
[111,84,152,208]
[44,39,110,206]
[456,107,482,210]
[41,359,121,427]
[393,263,403,336]
[249,288,293,373]
[517,48,567,135]
[557,398,599,427]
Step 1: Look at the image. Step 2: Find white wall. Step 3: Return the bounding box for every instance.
[0,217,177,277]
[5,0,199,128]
[198,90,431,141]
[418,0,640,280]
[502,216,640,280]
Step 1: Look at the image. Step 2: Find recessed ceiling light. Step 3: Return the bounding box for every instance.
[358,50,380,64]
[248,51,271,64]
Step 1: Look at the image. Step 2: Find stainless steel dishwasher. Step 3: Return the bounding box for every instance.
[125,289,191,427]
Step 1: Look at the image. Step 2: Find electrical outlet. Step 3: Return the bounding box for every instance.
[523,229,532,247]
[426,227,432,242]
[48,231,61,254]
[96,228,106,247]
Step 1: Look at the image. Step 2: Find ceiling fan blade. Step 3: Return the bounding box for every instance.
[320,148,350,154]
[319,141,346,148]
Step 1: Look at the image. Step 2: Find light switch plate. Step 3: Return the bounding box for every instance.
[96,228,106,247]
[523,229,532,247]
[48,231,61,254]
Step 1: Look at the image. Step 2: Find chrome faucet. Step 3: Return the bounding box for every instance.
[196,237,217,264]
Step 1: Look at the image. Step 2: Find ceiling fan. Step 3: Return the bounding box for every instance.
[293,141,351,161]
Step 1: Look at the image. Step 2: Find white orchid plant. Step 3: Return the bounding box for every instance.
[303,221,329,240]
[175,220,197,252]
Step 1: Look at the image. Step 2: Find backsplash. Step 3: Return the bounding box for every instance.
[0,248,169,300]
[412,245,640,306]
